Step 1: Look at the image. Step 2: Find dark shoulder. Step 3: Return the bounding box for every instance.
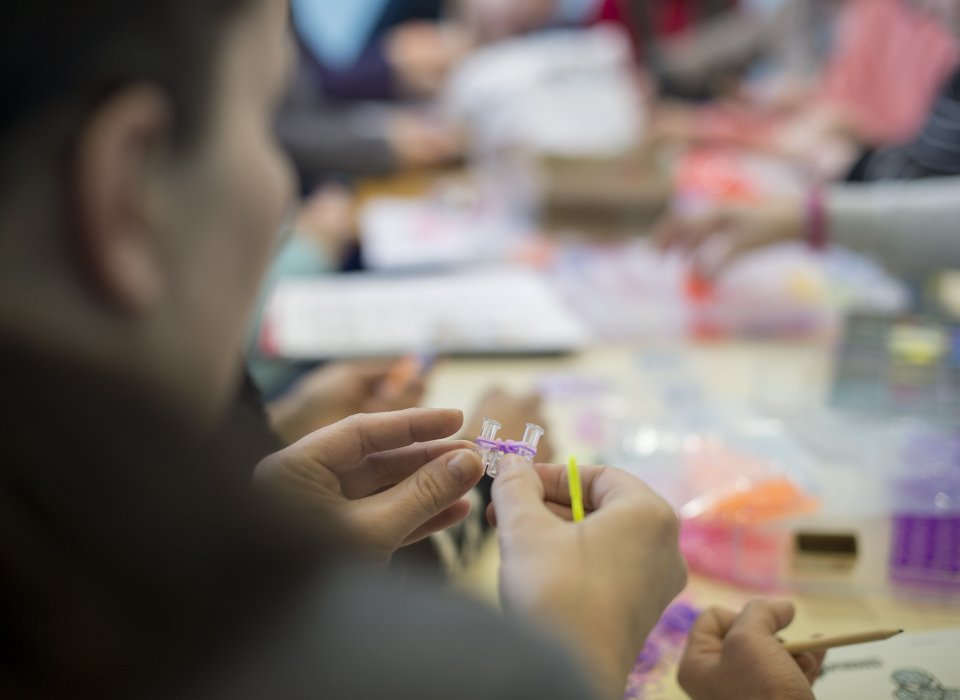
[181,570,600,700]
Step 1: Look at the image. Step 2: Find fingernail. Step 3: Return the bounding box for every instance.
[447,450,481,484]
[496,454,525,476]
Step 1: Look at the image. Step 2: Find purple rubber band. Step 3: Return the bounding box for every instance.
[476,437,536,457]
[659,602,701,634]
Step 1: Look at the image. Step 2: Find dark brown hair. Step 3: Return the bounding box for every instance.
[0,0,254,155]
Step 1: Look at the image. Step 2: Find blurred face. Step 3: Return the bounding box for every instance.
[0,1,293,421]
[145,0,294,414]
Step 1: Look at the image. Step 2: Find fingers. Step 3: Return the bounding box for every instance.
[370,355,430,412]
[475,386,541,412]
[693,234,763,281]
[687,608,737,655]
[314,359,394,391]
[340,439,475,499]
[405,377,427,403]
[679,213,730,257]
[580,463,663,512]
[465,387,545,433]
[357,448,484,545]
[365,382,425,414]
[685,601,795,660]
[521,390,542,408]
[655,210,730,255]
[795,650,826,684]
[401,498,472,546]
[688,606,739,647]
[486,462,600,524]
[680,601,821,699]
[490,456,555,532]
[488,463,660,526]
[348,359,397,381]
[486,497,591,527]
[530,462,605,509]
[678,606,738,694]
[297,408,464,475]
[385,377,427,410]
[654,215,678,252]
[728,600,796,638]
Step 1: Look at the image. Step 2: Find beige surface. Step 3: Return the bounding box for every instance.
[424,342,960,699]
[358,170,960,696]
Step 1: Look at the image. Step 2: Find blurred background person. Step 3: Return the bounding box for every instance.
[657,15,960,280]
[279,0,603,189]
[647,0,959,179]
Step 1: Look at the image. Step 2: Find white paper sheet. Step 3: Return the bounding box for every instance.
[263,268,588,359]
[814,628,960,699]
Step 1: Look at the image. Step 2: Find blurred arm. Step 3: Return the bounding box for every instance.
[276,62,397,183]
[827,177,960,275]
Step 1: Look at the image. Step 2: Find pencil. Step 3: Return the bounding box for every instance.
[783,629,903,655]
[566,456,585,523]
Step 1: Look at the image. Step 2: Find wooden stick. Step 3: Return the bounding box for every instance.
[783,629,903,655]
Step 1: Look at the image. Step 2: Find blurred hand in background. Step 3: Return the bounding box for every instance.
[293,183,357,264]
[388,111,465,169]
[461,387,554,462]
[386,21,473,97]
[678,600,825,700]
[655,198,806,279]
[269,359,429,444]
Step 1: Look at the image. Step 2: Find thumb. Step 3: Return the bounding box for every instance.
[491,455,553,532]
[360,448,484,545]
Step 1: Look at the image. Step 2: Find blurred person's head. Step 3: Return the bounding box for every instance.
[0,0,294,423]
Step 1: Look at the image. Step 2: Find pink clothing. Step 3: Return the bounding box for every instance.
[820,0,959,145]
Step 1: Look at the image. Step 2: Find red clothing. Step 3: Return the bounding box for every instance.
[593,0,736,39]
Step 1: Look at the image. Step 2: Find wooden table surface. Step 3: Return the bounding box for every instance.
[353,171,960,697]
[424,343,960,699]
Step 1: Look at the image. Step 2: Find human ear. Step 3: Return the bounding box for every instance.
[71,84,173,313]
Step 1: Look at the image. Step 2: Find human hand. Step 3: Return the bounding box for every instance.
[388,112,464,169]
[646,100,704,144]
[386,22,472,97]
[488,459,687,698]
[655,198,805,279]
[461,387,554,462]
[773,107,861,180]
[678,600,825,700]
[255,408,482,561]
[268,359,427,444]
[293,184,356,264]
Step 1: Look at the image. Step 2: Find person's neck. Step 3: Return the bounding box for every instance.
[0,299,221,430]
